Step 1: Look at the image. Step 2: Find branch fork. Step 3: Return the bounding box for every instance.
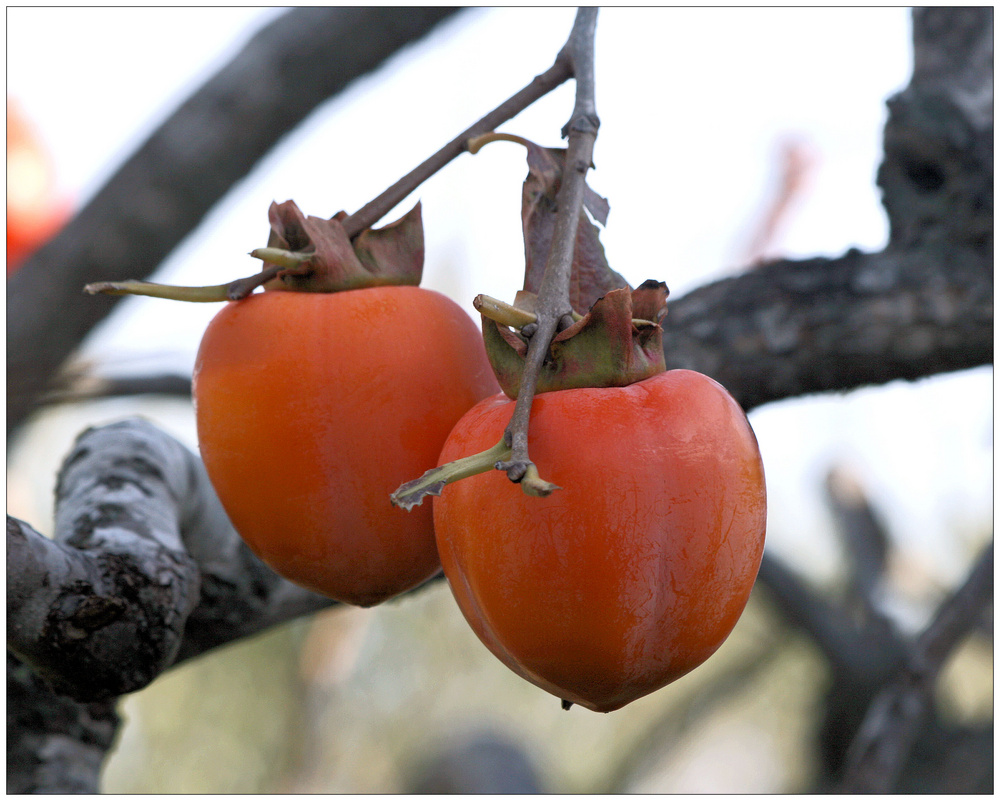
[392,8,602,507]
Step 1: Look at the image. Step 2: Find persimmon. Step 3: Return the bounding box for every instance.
[7,98,69,273]
[432,368,767,712]
[193,285,499,606]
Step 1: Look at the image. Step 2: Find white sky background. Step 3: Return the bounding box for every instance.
[7,8,993,605]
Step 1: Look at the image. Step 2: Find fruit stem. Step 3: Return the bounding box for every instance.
[225,265,284,300]
[83,280,232,302]
[390,438,512,511]
[466,131,534,155]
[84,247,316,303]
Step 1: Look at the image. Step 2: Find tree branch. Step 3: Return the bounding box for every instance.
[341,49,572,238]
[838,540,993,793]
[664,7,992,409]
[755,551,904,682]
[825,466,890,621]
[5,417,448,791]
[6,419,338,700]
[7,652,119,794]
[662,246,992,413]
[496,7,600,494]
[6,7,464,438]
[7,478,200,701]
[38,372,193,406]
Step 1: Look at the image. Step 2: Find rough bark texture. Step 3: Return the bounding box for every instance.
[5,7,993,795]
[5,6,462,438]
[6,421,340,793]
[7,652,119,795]
[662,247,991,412]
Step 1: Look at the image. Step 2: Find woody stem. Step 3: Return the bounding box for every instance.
[389,438,512,511]
[496,6,600,496]
[340,41,574,239]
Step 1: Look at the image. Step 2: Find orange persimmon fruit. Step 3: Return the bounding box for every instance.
[193,286,499,606]
[433,368,766,712]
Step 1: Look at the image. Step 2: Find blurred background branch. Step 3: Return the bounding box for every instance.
[838,540,993,793]
[758,465,993,793]
[6,7,464,438]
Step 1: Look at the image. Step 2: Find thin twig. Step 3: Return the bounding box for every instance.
[495,6,600,495]
[825,465,891,625]
[341,46,573,238]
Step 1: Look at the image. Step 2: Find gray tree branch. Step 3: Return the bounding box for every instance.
[5,419,343,793]
[662,247,991,413]
[662,8,992,411]
[7,419,337,702]
[7,651,119,794]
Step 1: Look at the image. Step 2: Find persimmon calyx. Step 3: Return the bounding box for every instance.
[84,203,424,302]
[475,293,660,333]
[390,438,512,511]
[482,279,670,400]
[258,201,423,294]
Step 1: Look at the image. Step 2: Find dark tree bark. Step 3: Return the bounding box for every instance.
[662,247,991,412]
[7,652,119,795]
[6,6,993,795]
[744,10,994,791]
[6,421,342,701]
[5,420,342,793]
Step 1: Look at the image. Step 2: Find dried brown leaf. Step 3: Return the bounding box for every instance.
[519,141,627,313]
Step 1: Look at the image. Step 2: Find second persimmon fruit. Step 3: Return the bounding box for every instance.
[193,286,499,606]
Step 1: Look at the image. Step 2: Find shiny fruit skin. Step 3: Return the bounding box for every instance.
[193,286,499,606]
[433,369,766,712]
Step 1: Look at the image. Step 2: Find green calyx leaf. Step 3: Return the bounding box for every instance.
[259,200,424,293]
[483,279,669,399]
